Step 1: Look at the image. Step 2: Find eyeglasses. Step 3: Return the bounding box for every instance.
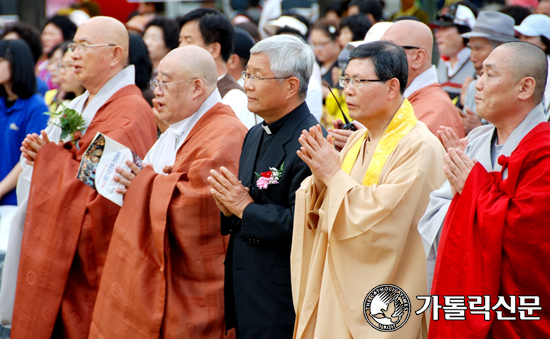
[67,43,117,53]
[150,78,193,91]
[339,76,388,89]
[57,63,74,71]
[400,45,421,50]
[241,71,291,86]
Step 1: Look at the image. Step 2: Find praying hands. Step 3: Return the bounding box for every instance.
[297,124,341,186]
[20,130,51,166]
[208,167,253,219]
[443,147,477,195]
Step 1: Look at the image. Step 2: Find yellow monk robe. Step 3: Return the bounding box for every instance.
[291,99,446,339]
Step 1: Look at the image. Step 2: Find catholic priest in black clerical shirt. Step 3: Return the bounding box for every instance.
[208,35,325,339]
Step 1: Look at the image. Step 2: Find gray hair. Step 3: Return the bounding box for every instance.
[250,34,315,96]
[487,39,501,49]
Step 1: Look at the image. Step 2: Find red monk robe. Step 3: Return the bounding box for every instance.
[89,103,247,338]
[12,85,157,339]
[429,123,550,339]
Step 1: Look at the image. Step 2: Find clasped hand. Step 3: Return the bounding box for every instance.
[20,130,55,166]
[297,124,341,186]
[438,126,477,195]
[208,167,253,219]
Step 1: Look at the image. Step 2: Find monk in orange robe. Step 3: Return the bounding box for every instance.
[88,46,246,338]
[13,17,157,338]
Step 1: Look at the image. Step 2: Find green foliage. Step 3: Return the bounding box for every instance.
[45,102,86,144]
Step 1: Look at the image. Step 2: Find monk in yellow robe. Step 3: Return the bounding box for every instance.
[292,41,445,339]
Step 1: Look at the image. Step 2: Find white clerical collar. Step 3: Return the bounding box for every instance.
[444,47,471,77]
[262,125,272,134]
[404,65,439,98]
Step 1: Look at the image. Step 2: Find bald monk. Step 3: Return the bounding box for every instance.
[88,46,247,338]
[423,42,550,338]
[13,17,157,338]
[329,21,464,151]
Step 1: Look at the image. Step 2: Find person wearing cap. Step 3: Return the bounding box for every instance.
[227,27,256,87]
[425,41,550,339]
[179,8,258,129]
[432,2,478,102]
[458,11,516,135]
[515,14,550,115]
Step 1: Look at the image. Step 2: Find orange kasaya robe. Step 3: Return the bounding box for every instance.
[11,85,157,339]
[88,103,247,338]
[407,83,465,138]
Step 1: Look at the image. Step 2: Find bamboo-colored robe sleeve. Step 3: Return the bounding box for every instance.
[292,122,446,339]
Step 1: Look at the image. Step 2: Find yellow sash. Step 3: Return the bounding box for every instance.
[341,99,417,186]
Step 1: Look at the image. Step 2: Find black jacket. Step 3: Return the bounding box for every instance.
[222,102,325,338]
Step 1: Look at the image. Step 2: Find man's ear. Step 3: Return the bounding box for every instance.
[517,76,536,102]
[387,78,401,100]
[207,42,222,60]
[192,78,205,100]
[285,77,301,99]
[227,54,239,70]
[411,49,427,71]
[111,46,125,67]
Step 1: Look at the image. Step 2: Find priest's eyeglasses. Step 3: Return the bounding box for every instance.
[150,79,190,91]
[241,71,291,86]
[67,43,117,53]
[339,76,388,89]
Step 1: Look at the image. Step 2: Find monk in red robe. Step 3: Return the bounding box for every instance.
[14,17,157,338]
[429,42,550,338]
[88,46,247,338]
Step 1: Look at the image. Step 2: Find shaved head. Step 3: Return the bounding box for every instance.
[498,42,548,103]
[78,16,129,62]
[161,45,218,91]
[154,46,219,124]
[382,20,433,58]
[382,20,434,85]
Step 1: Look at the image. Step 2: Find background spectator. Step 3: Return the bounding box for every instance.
[142,16,179,82]
[38,15,77,90]
[0,22,48,96]
[0,39,49,208]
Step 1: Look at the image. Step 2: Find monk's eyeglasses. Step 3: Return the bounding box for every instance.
[339,76,388,89]
[241,71,291,86]
[150,79,194,91]
[68,43,117,53]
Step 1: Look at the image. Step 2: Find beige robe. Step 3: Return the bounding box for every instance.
[291,121,446,339]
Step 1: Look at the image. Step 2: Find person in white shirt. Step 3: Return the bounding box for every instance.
[179,8,259,128]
